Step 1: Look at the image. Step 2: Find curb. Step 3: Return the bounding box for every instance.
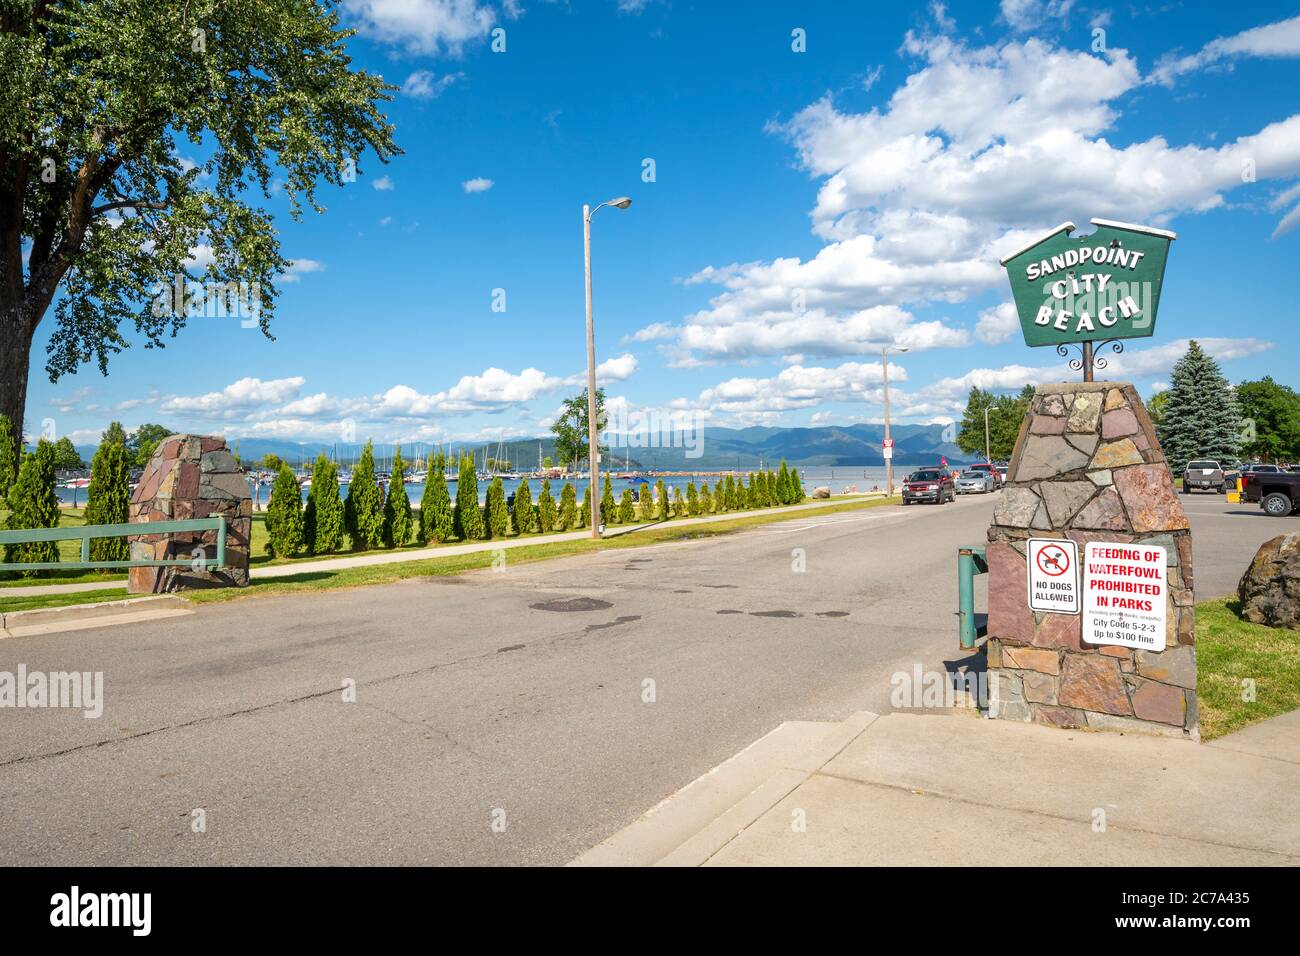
[0,596,194,639]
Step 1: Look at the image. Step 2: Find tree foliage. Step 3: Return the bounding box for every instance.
[956,386,1033,461]
[0,413,18,499]
[453,454,483,541]
[84,425,130,563]
[3,437,59,573]
[304,454,344,555]
[600,474,616,525]
[127,423,173,468]
[345,439,384,549]
[1155,340,1243,472]
[484,476,509,540]
[265,463,303,558]
[537,479,556,533]
[550,388,606,473]
[1235,377,1300,462]
[0,0,401,431]
[557,481,576,530]
[384,446,414,547]
[618,487,635,524]
[512,478,534,535]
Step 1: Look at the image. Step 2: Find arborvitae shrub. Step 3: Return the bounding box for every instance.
[266,463,304,558]
[512,478,534,535]
[384,447,415,547]
[305,454,345,554]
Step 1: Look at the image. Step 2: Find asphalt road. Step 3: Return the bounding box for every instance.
[0,490,1290,865]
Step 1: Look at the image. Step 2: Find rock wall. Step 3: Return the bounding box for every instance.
[127,435,251,592]
[986,382,1197,738]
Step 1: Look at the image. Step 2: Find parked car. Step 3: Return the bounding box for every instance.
[1223,462,1283,491]
[993,461,1010,484]
[1239,468,1300,516]
[968,462,1003,490]
[955,469,995,494]
[902,468,955,505]
[1181,459,1226,494]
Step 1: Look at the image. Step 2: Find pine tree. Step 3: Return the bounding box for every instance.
[724,474,738,510]
[686,482,699,516]
[345,440,385,549]
[1155,340,1244,473]
[85,425,130,564]
[4,439,60,574]
[638,481,654,521]
[619,487,635,523]
[601,474,617,525]
[512,478,535,535]
[484,476,509,539]
[672,486,685,517]
[746,473,758,508]
[265,463,304,558]
[537,479,557,532]
[420,461,455,543]
[384,447,415,547]
[789,468,803,503]
[578,483,591,528]
[656,478,669,520]
[0,413,18,501]
[305,454,345,554]
[557,482,577,530]
[776,460,792,504]
[453,454,484,541]
[701,482,714,513]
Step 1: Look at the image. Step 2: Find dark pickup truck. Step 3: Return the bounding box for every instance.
[1239,469,1300,516]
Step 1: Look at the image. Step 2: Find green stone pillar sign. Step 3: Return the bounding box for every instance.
[1000,219,1175,379]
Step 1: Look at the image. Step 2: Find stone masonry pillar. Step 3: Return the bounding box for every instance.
[986,382,1197,738]
[127,435,252,593]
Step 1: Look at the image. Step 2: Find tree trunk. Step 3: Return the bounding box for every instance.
[0,301,32,439]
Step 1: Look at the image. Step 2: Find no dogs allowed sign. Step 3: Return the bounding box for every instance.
[1082,542,1167,651]
[1027,538,1079,614]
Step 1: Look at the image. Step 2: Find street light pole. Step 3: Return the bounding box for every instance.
[984,406,991,463]
[583,197,632,539]
[881,344,909,497]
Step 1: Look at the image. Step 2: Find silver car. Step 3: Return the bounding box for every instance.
[955,470,994,494]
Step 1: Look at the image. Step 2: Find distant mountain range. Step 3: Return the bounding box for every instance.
[76,421,969,470]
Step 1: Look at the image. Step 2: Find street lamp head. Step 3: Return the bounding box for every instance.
[894,345,910,353]
[609,197,632,209]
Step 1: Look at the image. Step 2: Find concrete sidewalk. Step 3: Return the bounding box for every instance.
[574,709,1300,866]
[0,494,884,598]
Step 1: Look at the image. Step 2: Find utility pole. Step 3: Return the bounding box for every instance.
[984,406,992,463]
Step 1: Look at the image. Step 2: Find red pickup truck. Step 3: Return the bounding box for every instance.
[1239,469,1300,516]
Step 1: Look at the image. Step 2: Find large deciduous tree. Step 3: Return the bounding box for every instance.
[550,388,606,476]
[0,0,399,431]
[1235,377,1300,463]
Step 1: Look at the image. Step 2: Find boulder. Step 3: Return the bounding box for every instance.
[1237,533,1300,629]
[812,486,831,499]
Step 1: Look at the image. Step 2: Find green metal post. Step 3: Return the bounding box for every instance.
[958,548,976,649]
[216,515,227,569]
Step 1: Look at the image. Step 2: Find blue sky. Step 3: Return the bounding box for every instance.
[27,0,1300,448]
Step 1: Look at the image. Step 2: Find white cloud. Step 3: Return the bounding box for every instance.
[1150,15,1300,86]
[161,377,306,419]
[595,353,639,382]
[403,69,464,99]
[281,258,325,283]
[342,0,495,55]
[649,32,1300,367]
[1000,0,1076,32]
[461,177,494,193]
[975,301,1019,345]
[372,175,394,191]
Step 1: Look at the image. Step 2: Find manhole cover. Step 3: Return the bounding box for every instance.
[529,597,614,612]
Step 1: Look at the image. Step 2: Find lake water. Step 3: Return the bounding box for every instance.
[59,466,909,507]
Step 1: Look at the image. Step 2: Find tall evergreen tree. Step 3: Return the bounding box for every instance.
[619,487,636,523]
[672,486,685,518]
[384,447,415,547]
[601,474,617,525]
[579,483,591,528]
[638,481,654,521]
[1155,340,1244,473]
[776,460,792,504]
[789,468,804,503]
[512,478,535,535]
[557,482,577,530]
[305,455,345,555]
[747,473,758,508]
[453,454,484,541]
[345,440,385,550]
[656,478,669,520]
[686,481,699,516]
[4,439,59,574]
[85,424,130,564]
[537,479,557,532]
[420,461,455,543]
[701,482,714,514]
[0,413,17,501]
[265,464,304,558]
[484,476,509,540]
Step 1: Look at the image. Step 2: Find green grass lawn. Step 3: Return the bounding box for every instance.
[1196,597,1300,740]
[0,588,130,614]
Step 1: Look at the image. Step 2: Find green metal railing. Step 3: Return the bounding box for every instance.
[957,545,988,650]
[0,517,227,572]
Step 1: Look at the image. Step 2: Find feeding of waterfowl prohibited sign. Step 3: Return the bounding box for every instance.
[1082,542,1168,651]
[1027,538,1079,614]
